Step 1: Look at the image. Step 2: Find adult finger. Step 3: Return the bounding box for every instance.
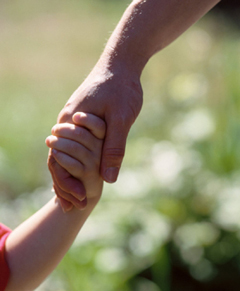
[100,116,129,183]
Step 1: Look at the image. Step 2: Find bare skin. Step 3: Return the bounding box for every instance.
[48,0,220,211]
[5,113,105,291]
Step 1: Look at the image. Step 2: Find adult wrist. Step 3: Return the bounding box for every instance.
[96,45,145,94]
[99,1,150,79]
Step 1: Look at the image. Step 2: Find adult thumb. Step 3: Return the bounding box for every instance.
[101,119,130,183]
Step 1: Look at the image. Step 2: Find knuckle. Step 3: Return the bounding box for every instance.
[104,148,125,163]
[109,111,132,132]
[57,107,73,124]
[112,112,126,126]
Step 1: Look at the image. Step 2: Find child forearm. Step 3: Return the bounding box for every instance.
[4,196,99,291]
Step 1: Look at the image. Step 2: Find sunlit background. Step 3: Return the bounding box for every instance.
[1,1,240,290]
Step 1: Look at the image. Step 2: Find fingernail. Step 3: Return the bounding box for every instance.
[72,113,80,123]
[104,167,119,183]
[79,195,86,201]
[76,198,87,210]
[78,112,86,118]
[73,112,86,123]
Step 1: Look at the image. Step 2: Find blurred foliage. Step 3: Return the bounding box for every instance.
[1,0,240,290]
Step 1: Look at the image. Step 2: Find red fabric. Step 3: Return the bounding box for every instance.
[0,223,11,291]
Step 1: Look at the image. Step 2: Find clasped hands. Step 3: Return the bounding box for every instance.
[46,64,143,212]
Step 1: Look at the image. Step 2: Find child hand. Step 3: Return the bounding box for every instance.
[46,112,106,209]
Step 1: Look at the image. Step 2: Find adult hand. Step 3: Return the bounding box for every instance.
[47,0,219,210]
[48,59,143,210]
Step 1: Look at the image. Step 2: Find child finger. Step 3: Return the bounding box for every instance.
[51,149,85,180]
[48,151,86,203]
[51,123,98,152]
[54,183,87,210]
[58,196,74,213]
[46,136,92,166]
[72,112,106,140]
[52,185,73,212]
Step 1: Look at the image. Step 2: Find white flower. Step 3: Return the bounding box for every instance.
[174,222,220,249]
[94,248,128,273]
[151,141,183,186]
[172,109,215,142]
[212,186,240,231]
[109,169,152,199]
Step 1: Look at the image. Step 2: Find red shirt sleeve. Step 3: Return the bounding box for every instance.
[0,223,11,291]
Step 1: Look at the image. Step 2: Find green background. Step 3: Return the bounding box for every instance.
[1,1,240,290]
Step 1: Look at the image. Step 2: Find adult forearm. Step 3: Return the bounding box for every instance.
[52,0,220,190]
[5,196,98,291]
[102,0,220,76]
